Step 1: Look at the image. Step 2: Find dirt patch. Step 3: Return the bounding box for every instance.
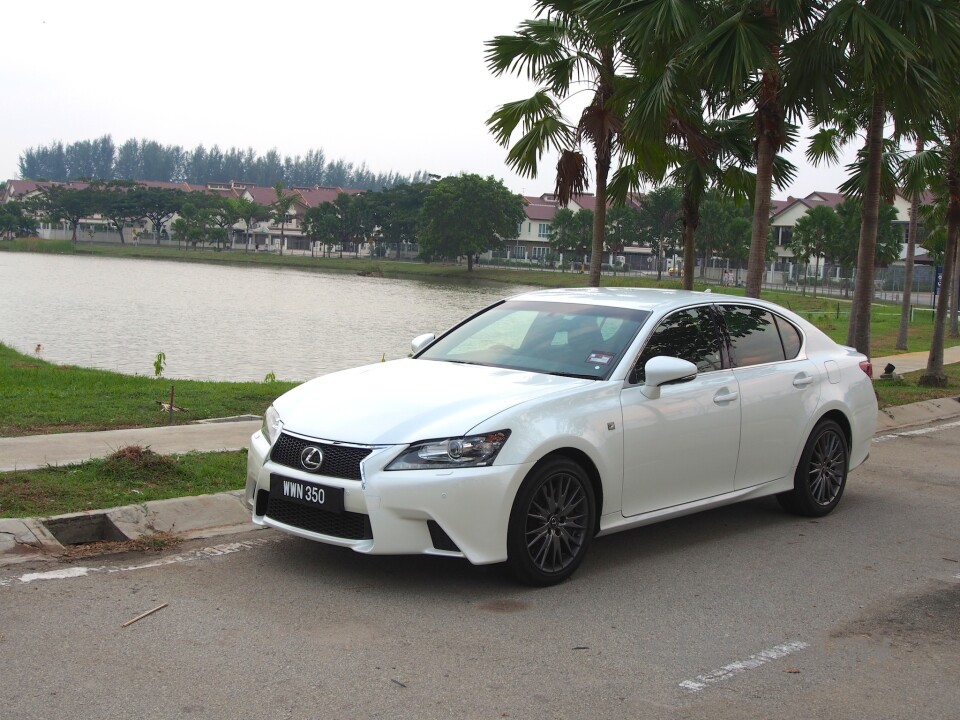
[59,531,183,560]
[831,582,960,648]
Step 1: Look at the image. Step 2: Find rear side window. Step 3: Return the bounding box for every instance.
[775,315,803,359]
[720,305,785,367]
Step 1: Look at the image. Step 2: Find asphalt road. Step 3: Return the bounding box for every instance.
[2,419,958,720]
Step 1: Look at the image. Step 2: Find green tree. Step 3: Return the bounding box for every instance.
[696,196,752,279]
[486,1,627,287]
[418,174,526,270]
[636,185,681,280]
[0,200,38,238]
[826,199,901,297]
[128,186,184,244]
[790,205,841,298]
[366,183,431,258]
[94,181,144,244]
[302,202,341,256]
[549,207,593,264]
[37,184,99,242]
[207,195,243,251]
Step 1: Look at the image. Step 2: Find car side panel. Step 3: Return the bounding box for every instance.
[732,358,822,489]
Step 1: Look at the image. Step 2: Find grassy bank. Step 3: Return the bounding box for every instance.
[0,446,245,518]
[0,342,297,437]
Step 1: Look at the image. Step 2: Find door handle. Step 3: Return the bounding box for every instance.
[713,390,739,404]
[793,375,814,388]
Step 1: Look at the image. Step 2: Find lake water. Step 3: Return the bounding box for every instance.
[0,253,533,382]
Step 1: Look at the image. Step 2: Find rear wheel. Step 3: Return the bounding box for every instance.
[778,419,849,517]
[507,458,595,586]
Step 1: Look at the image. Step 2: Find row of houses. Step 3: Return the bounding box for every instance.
[0,179,364,253]
[1,179,928,278]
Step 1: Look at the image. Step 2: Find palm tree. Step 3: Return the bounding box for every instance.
[233,197,271,251]
[271,182,298,256]
[901,108,960,386]
[486,0,627,287]
[689,0,833,299]
[809,0,960,357]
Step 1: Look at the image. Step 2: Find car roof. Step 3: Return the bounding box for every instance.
[507,287,760,313]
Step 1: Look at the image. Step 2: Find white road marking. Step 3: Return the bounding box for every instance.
[0,537,281,587]
[679,641,809,692]
[874,419,960,443]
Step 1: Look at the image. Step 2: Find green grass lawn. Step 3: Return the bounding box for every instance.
[0,342,297,437]
[0,446,246,518]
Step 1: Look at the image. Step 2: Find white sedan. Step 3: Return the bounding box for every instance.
[245,288,877,585]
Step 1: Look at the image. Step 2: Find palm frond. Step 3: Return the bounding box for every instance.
[485,19,567,79]
[486,92,568,147]
[555,150,589,204]
[504,116,577,178]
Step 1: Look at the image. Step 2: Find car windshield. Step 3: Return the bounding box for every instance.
[418,300,650,380]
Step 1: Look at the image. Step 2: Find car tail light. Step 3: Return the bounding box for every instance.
[859,360,873,379]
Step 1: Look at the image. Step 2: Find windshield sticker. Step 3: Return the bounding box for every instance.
[586,352,613,365]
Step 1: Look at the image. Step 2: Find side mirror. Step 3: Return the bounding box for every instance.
[410,333,436,355]
[641,356,698,399]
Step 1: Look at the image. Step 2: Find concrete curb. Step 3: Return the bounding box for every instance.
[0,490,261,568]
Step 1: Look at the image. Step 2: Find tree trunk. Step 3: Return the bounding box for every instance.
[681,190,698,291]
[847,94,886,357]
[949,229,959,338]
[745,64,780,299]
[920,120,960,386]
[896,166,921,351]
[813,255,820,299]
[589,151,611,288]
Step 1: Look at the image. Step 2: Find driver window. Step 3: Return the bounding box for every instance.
[633,307,722,383]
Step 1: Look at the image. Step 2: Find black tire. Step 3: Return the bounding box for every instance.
[507,458,595,586]
[777,419,849,517]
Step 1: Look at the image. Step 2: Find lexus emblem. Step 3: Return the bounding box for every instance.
[300,446,324,472]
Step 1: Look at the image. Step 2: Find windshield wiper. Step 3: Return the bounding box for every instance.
[545,371,599,380]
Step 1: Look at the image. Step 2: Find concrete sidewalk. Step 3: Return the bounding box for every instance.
[872,345,960,375]
[0,417,261,473]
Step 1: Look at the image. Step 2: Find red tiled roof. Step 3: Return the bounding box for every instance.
[523,195,559,221]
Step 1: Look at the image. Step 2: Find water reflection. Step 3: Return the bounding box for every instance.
[0,253,533,381]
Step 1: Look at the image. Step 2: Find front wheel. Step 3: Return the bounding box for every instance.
[778,419,849,517]
[507,458,595,586]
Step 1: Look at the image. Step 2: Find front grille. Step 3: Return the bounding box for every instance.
[265,494,372,540]
[271,433,372,480]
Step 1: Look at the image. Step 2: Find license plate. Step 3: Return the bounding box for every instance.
[270,474,344,513]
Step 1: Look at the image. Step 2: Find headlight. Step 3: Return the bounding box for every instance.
[262,405,282,445]
[385,430,511,471]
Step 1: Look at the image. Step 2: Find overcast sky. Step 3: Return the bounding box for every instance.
[4,0,860,200]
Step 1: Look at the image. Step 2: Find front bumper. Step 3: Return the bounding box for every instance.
[245,429,530,565]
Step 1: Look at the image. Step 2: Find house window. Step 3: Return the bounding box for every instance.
[538,223,551,238]
[531,246,548,258]
[514,245,526,258]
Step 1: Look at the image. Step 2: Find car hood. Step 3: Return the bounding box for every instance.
[273,358,593,445]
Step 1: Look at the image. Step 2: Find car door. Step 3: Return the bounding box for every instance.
[717,304,822,489]
[620,305,741,517]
